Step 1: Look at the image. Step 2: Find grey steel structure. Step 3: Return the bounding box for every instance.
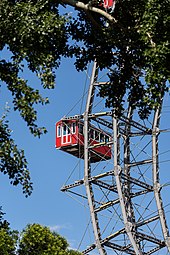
[61,62,170,254]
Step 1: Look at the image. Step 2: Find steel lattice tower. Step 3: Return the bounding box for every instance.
[61,62,170,255]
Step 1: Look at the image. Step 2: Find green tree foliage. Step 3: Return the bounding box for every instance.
[0,0,69,195]
[68,0,170,117]
[0,220,82,255]
[17,223,81,255]
[0,0,169,194]
[0,109,32,196]
[0,228,18,255]
[0,207,18,255]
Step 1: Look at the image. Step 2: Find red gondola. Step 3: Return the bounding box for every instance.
[55,118,112,162]
[100,0,116,13]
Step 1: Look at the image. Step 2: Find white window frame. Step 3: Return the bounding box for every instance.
[72,122,76,134]
[57,125,61,137]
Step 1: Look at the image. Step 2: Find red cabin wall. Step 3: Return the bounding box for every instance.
[56,120,80,149]
[56,119,112,161]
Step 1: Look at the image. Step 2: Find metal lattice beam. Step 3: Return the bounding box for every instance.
[61,62,170,255]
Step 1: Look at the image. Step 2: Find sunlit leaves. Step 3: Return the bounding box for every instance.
[0,207,19,254]
[0,221,82,255]
[17,224,82,255]
[0,228,18,255]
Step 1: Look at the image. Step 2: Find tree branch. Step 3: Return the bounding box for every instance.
[146,32,156,47]
[61,0,117,23]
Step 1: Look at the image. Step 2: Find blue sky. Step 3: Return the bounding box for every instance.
[1,51,170,253]
[0,55,91,249]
